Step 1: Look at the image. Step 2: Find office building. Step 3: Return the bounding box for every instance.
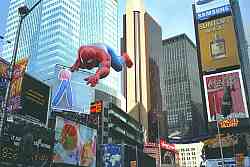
[123,0,165,141]
[80,0,120,93]
[2,0,120,94]
[144,13,167,142]
[175,142,204,167]
[162,34,206,140]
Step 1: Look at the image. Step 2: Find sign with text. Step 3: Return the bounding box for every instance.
[20,74,50,124]
[203,70,249,122]
[197,4,231,21]
[219,118,239,128]
[198,15,240,72]
[195,0,230,13]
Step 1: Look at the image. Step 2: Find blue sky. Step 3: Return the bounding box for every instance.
[0,0,249,48]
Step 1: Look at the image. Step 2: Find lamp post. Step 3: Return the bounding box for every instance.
[0,0,43,137]
[216,116,225,167]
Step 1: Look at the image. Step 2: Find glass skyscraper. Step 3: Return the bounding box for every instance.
[2,0,120,94]
[80,0,120,93]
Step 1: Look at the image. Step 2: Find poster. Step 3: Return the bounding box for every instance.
[51,65,94,114]
[102,144,122,167]
[198,15,240,72]
[8,58,28,112]
[0,58,8,106]
[203,70,249,122]
[53,116,97,166]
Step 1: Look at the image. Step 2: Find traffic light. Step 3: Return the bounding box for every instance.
[90,101,103,113]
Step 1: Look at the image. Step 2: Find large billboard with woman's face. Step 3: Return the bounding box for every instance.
[53,116,97,166]
[203,70,249,122]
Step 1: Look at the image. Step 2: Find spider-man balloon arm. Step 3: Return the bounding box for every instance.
[84,57,111,87]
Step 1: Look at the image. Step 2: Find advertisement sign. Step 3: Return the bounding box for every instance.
[8,58,28,112]
[195,0,230,13]
[143,143,160,167]
[51,65,94,114]
[0,58,8,106]
[198,15,240,72]
[20,74,50,124]
[197,4,231,21]
[102,144,122,167]
[53,116,97,166]
[203,70,249,122]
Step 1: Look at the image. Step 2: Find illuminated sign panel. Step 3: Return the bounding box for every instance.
[203,70,249,122]
[219,119,239,128]
[198,15,240,72]
[160,139,176,152]
[21,74,50,124]
[90,101,103,113]
[197,4,231,21]
[195,0,230,13]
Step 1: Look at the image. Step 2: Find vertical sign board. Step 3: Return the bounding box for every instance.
[203,69,249,122]
[8,58,28,112]
[20,74,50,124]
[0,58,8,107]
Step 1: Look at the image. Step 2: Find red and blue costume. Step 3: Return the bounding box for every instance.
[71,44,133,87]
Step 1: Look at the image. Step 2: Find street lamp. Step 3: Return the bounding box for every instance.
[0,0,43,137]
[216,116,225,167]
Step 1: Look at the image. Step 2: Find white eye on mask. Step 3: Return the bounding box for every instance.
[87,59,93,64]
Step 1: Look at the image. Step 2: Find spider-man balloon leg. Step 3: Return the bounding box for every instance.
[98,44,132,71]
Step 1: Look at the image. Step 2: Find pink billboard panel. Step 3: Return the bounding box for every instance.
[203,69,249,122]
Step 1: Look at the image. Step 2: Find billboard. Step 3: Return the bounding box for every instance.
[198,15,240,72]
[195,0,230,13]
[197,4,231,21]
[203,70,249,122]
[20,74,50,124]
[102,144,122,167]
[8,58,28,112]
[53,116,97,166]
[51,65,94,114]
[0,58,8,106]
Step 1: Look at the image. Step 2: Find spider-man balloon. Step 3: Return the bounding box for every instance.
[70,44,133,87]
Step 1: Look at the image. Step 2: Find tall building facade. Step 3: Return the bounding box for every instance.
[162,34,206,140]
[175,142,204,167]
[2,0,42,65]
[80,0,120,93]
[2,0,120,94]
[144,13,167,142]
[123,0,161,141]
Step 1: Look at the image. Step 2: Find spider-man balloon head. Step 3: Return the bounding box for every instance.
[78,47,99,70]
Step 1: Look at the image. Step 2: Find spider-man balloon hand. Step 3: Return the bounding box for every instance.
[70,44,133,87]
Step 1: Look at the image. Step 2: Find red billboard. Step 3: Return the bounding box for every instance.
[203,69,249,122]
